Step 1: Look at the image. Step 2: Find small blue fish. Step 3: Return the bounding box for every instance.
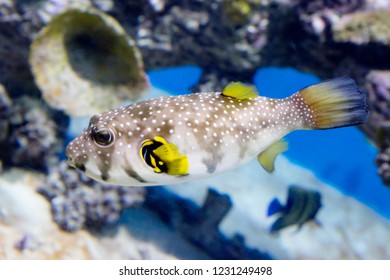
[267,186,322,232]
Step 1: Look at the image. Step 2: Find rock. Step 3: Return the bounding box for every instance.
[333,10,390,45]
[376,148,390,185]
[0,94,66,172]
[148,0,167,12]
[145,187,272,259]
[0,168,200,259]
[358,70,390,186]
[29,6,149,117]
[38,161,146,232]
[134,0,266,78]
[0,84,12,142]
[297,0,364,15]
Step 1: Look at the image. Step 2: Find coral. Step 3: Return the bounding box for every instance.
[0,1,97,95]
[0,90,65,171]
[135,0,267,78]
[147,0,167,12]
[363,71,390,147]
[297,0,364,15]
[376,148,390,186]
[0,84,12,143]
[221,0,255,26]
[332,10,390,45]
[0,168,181,260]
[361,70,390,186]
[295,0,365,40]
[38,161,145,232]
[191,72,231,93]
[29,6,148,117]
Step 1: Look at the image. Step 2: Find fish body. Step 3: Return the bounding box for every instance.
[268,186,322,232]
[66,77,368,186]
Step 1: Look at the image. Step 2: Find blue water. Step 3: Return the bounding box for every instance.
[148,65,390,219]
[148,66,202,94]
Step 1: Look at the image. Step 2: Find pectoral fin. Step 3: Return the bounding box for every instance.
[140,136,189,176]
[153,143,189,175]
[257,139,288,173]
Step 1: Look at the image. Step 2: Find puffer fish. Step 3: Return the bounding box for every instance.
[267,186,322,232]
[66,77,369,186]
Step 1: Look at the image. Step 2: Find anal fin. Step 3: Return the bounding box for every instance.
[257,139,288,173]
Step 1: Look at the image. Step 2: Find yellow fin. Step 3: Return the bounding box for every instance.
[154,136,168,145]
[165,157,189,175]
[153,143,189,175]
[297,77,368,129]
[257,139,288,173]
[222,82,258,99]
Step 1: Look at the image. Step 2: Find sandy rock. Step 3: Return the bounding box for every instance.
[0,169,205,259]
[166,157,390,259]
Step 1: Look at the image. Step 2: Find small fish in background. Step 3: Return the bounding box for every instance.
[66,77,368,186]
[267,186,322,233]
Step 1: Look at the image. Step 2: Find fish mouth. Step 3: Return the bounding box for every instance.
[66,157,85,172]
[67,159,76,168]
[65,147,86,172]
[65,149,76,168]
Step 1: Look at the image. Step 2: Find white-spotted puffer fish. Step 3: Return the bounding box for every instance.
[66,77,369,186]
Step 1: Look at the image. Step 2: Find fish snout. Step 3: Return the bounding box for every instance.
[65,144,76,168]
[65,142,78,167]
[65,142,88,172]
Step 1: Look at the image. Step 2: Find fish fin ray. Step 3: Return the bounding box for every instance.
[165,157,189,175]
[257,139,288,173]
[154,143,180,162]
[222,82,259,99]
[297,77,369,129]
[153,142,189,175]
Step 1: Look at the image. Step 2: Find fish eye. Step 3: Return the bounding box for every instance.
[92,128,115,147]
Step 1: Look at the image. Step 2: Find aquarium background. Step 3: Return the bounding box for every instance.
[1,0,390,260]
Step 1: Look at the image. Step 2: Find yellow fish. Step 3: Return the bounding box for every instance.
[66,77,368,186]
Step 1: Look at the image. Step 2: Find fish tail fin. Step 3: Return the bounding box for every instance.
[267,198,285,217]
[294,77,369,129]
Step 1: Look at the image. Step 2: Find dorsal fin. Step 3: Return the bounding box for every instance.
[257,139,288,173]
[222,82,259,99]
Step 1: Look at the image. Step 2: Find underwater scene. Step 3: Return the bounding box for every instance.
[1,0,390,260]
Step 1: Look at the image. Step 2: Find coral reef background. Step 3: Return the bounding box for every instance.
[1,0,390,259]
